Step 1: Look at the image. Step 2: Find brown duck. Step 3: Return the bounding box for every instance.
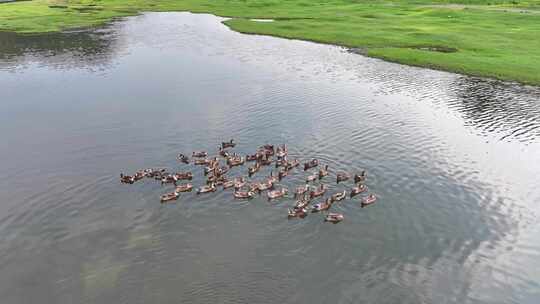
[309,184,327,199]
[361,194,377,208]
[324,213,344,223]
[192,151,208,158]
[234,177,247,189]
[160,191,179,203]
[318,165,329,179]
[288,207,308,218]
[120,173,136,184]
[222,139,236,149]
[331,190,347,202]
[295,184,309,197]
[197,183,216,194]
[177,154,190,164]
[234,190,255,199]
[311,198,332,212]
[278,167,288,180]
[286,158,300,169]
[248,162,261,176]
[336,172,350,184]
[294,196,310,209]
[350,184,367,198]
[227,154,245,167]
[354,170,367,183]
[175,183,193,192]
[267,188,288,200]
[276,144,288,159]
[257,179,274,191]
[303,159,319,171]
[306,173,318,182]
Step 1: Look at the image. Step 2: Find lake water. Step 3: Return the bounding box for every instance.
[1,12,540,304]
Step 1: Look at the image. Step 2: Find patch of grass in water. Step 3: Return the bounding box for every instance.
[71,6,104,12]
[411,45,459,52]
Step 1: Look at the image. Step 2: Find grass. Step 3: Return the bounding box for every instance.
[1,0,540,84]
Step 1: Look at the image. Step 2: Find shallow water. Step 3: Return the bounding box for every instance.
[1,12,540,304]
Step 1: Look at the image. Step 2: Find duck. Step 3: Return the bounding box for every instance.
[350,184,367,198]
[267,188,288,200]
[207,174,227,184]
[120,173,136,184]
[229,158,245,167]
[306,173,318,182]
[161,174,178,186]
[259,144,274,156]
[204,163,219,176]
[197,183,216,194]
[267,171,278,183]
[311,198,332,212]
[177,154,190,164]
[275,158,288,168]
[278,167,288,180]
[295,184,309,197]
[233,190,255,199]
[145,168,167,178]
[246,153,259,162]
[215,179,228,186]
[354,170,367,183]
[286,158,300,169]
[175,183,193,192]
[294,197,310,209]
[194,158,211,166]
[288,207,308,218]
[309,184,327,199]
[324,213,344,223]
[248,162,261,176]
[222,139,236,149]
[361,194,377,208]
[209,157,220,167]
[331,190,347,202]
[318,165,329,179]
[192,151,208,158]
[336,172,350,184]
[174,172,193,180]
[257,179,274,191]
[303,159,319,171]
[160,191,179,203]
[139,169,152,177]
[152,170,169,180]
[133,171,146,181]
[214,166,229,176]
[245,182,259,193]
[276,144,288,159]
[227,154,245,167]
[222,180,235,189]
[259,156,273,166]
[234,177,247,189]
[218,147,230,158]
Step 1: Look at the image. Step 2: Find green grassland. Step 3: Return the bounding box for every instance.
[1,0,540,84]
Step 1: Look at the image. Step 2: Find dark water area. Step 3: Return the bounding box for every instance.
[1,12,540,304]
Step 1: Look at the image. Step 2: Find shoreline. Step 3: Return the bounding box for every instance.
[1,1,539,85]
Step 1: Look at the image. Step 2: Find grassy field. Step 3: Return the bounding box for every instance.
[1,0,540,84]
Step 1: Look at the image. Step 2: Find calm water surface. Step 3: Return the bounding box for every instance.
[1,12,540,304]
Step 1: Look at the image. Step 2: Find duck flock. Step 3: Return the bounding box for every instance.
[120,140,377,224]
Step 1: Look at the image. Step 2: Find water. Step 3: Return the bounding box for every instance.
[1,12,540,304]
